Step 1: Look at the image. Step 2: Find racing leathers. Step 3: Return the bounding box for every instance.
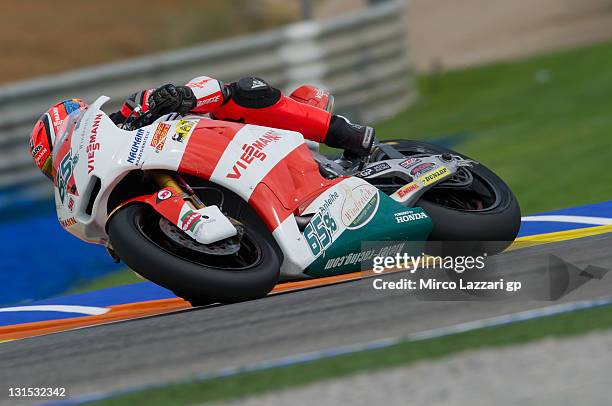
[109,76,374,158]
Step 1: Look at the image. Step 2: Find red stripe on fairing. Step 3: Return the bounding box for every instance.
[178,119,244,179]
[180,123,341,232]
[249,144,343,231]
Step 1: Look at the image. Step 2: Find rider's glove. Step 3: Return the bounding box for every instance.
[325,115,375,159]
[148,84,197,116]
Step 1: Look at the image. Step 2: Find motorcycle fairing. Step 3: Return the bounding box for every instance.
[55,96,433,279]
[295,177,433,276]
[55,97,200,243]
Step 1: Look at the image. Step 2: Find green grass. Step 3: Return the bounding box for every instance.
[89,304,612,406]
[377,41,612,214]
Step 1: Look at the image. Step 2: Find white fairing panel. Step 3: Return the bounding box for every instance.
[56,97,193,244]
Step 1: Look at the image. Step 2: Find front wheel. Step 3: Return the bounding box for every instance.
[107,204,280,304]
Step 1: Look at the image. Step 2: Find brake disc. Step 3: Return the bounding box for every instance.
[159,217,243,256]
[437,167,474,189]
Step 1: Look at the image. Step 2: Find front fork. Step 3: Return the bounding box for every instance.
[110,170,239,251]
[147,170,206,211]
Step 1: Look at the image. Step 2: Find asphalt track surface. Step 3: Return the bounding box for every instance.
[1,232,611,405]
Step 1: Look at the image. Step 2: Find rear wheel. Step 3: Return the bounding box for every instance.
[378,140,521,254]
[107,203,280,304]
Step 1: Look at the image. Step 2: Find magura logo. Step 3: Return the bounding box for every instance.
[87,113,102,174]
[156,188,173,204]
[225,131,282,179]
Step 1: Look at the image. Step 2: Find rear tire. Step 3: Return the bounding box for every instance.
[384,140,521,254]
[107,204,280,304]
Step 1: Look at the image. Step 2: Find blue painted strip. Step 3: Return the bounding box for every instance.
[42,296,612,406]
[0,212,123,305]
[517,221,596,237]
[518,200,612,237]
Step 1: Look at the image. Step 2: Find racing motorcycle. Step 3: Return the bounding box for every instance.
[51,91,520,304]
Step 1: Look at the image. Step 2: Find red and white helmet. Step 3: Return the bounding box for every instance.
[29,99,88,180]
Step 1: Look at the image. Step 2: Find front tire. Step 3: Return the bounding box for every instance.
[107,204,280,304]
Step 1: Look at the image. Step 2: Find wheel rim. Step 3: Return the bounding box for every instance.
[385,145,506,213]
[134,207,264,271]
[421,170,502,212]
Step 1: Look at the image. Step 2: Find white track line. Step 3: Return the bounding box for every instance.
[522,215,612,226]
[0,305,109,316]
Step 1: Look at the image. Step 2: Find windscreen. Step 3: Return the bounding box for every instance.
[51,107,87,160]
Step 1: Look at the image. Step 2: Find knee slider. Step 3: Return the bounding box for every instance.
[230,77,281,108]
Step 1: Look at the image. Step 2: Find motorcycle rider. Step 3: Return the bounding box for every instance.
[29,76,374,180]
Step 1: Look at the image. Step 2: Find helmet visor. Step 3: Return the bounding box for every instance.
[52,107,87,160]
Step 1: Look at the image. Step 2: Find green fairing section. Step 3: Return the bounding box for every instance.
[304,192,433,277]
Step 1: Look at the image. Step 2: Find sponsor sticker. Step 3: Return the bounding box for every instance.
[410,162,436,177]
[180,209,203,233]
[150,123,170,153]
[87,113,102,174]
[31,144,49,167]
[396,182,419,199]
[418,166,450,186]
[127,128,148,166]
[394,210,429,224]
[67,196,75,212]
[226,130,282,179]
[358,162,391,178]
[156,188,173,203]
[60,217,77,228]
[340,184,379,230]
[400,158,421,169]
[196,95,221,108]
[172,119,197,143]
